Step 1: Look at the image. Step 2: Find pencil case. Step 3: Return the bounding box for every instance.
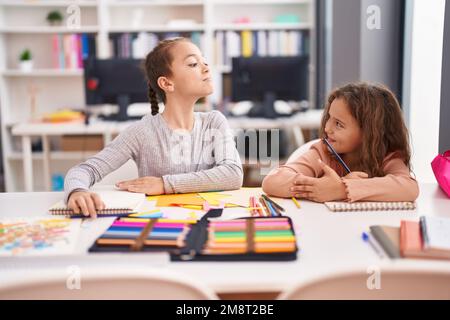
[88,217,196,253]
[170,210,298,262]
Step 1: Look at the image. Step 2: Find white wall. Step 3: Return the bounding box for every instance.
[405,0,446,183]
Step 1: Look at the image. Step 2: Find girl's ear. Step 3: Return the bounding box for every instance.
[157,76,174,93]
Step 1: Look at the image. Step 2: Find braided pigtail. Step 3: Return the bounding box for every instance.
[148,84,159,116]
[143,37,189,116]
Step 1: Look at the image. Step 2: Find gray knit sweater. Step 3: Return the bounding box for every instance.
[64,111,243,202]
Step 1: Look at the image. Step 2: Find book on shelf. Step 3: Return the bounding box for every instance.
[51,33,96,70]
[214,30,307,68]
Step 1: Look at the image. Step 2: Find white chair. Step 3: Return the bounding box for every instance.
[0,268,218,300]
[286,138,320,164]
[278,268,450,300]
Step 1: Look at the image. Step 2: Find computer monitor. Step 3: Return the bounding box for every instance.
[231,56,309,118]
[83,58,148,121]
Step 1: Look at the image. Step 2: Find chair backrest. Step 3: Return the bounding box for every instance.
[286,139,320,164]
[0,268,218,300]
[279,268,450,300]
[94,159,139,186]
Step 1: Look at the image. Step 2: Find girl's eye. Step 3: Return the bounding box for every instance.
[203,61,209,66]
[188,63,198,67]
[336,121,343,128]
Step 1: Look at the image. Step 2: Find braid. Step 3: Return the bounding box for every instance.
[143,37,189,116]
[148,84,159,116]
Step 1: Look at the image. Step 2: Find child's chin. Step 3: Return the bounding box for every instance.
[204,88,214,95]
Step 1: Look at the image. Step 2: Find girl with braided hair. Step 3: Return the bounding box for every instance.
[65,38,243,217]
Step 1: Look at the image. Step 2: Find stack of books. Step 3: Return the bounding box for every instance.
[51,34,96,70]
[214,30,309,68]
[370,216,450,260]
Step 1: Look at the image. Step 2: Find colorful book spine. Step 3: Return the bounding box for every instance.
[77,34,83,68]
[215,30,307,64]
[52,34,60,69]
[58,34,65,69]
[51,33,95,70]
[241,30,253,58]
[81,33,89,60]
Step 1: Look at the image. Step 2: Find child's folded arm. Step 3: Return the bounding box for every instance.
[162,162,243,194]
[341,157,419,202]
[262,145,324,198]
[262,167,299,198]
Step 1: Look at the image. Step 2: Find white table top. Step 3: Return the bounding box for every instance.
[1,183,449,294]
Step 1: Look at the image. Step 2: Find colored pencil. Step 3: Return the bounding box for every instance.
[292,197,301,209]
[262,194,285,212]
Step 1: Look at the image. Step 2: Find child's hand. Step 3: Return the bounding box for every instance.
[290,160,347,202]
[67,191,105,218]
[116,177,165,195]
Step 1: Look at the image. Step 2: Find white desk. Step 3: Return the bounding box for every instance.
[1,183,449,296]
[11,110,323,192]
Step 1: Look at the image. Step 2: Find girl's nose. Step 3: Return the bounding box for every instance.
[324,121,332,135]
[202,62,209,73]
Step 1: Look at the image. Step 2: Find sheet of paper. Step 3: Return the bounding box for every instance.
[198,192,231,206]
[154,193,206,207]
[216,188,262,207]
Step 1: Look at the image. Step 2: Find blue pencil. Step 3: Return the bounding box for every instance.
[323,138,351,174]
[266,200,278,217]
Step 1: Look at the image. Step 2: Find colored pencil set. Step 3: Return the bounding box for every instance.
[203,217,297,255]
[249,194,286,217]
[90,218,196,252]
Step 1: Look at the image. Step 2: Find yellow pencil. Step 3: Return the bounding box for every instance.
[181,205,203,210]
[292,197,301,209]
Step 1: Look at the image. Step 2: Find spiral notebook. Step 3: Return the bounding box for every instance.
[49,191,145,217]
[324,201,416,212]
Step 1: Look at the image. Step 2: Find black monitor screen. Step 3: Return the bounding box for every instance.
[84,58,148,121]
[231,56,309,103]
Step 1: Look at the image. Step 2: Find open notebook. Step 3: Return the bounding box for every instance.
[325,201,416,212]
[49,191,145,217]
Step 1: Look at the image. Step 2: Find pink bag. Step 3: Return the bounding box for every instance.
[431,150,450,197]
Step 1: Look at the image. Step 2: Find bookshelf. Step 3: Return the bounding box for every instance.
[0,0,316,192]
